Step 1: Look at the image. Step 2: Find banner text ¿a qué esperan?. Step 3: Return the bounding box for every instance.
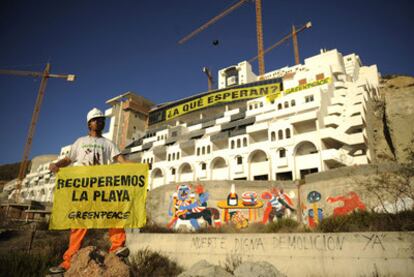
[50,163,148,230]
[165,77,331,120]
[166,82,282,120]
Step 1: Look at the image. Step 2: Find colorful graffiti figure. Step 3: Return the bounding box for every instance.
[307,190,323,228]
[230,211,249,229]
[261,187,295,224]
[167,184,220,230]
[327,191,366,216]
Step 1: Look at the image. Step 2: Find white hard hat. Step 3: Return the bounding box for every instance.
[87,108,105,123]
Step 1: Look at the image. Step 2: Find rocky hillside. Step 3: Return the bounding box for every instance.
[371,75,414,164]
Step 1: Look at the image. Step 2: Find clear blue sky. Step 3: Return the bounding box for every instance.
[0,0,413,164]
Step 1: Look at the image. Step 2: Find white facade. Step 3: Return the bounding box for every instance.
[124,49,380,190]
[14,49,381,201]
[15,146,71,203]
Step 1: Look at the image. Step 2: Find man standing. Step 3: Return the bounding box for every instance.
[49,108,130,274]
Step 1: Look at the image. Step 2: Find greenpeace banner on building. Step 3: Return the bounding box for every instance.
[266,77,331,102]
[166,82,282,120]
[50,163,148,230]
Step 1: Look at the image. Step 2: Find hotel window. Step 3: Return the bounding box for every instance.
[201,163,206,170]
[168,154,171,161]
[271,132,276,141]
[207,145,211,154]
[260,102,263,108]
[172,153,175,160]
[305,95,314,103]
[285,129,291,139]
[231,141,235,149]
[279,148,286,158]
[243,138,247,147]
[236,156,243,165]
[177,152,180,159]
[278,103,282,110]
[291,99,296,107]
[171,168,176,175]
[197,148,200,156]
[237,139,241,148]
[202,147,205,155]
[278,130,283,140]
[284,101,289,108]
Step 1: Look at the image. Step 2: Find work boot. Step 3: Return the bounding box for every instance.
[49,266,66,274]
[115,246,130,258]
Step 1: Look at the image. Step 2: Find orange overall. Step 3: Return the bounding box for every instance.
[60,228,126,270]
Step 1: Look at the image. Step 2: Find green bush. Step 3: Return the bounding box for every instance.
[264,218,302,233]
[317,210,414,232]
[129,248,183,277]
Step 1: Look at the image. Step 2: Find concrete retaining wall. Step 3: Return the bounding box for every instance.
[126,231,414,277]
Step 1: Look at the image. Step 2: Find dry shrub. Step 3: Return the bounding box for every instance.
[222,254,243,274]
[316,210,414,232]
[129,248,183,277]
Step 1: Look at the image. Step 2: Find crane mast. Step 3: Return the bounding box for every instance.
[0,63,75,201]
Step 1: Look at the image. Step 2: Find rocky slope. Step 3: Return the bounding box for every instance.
[371,75,414,163]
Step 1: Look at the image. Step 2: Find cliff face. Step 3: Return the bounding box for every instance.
[376,75,414,164]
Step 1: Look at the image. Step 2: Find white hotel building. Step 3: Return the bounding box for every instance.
[13,48,380,202]
[123,49,380,189]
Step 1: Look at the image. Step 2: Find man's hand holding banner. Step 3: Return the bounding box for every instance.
[50,163,148,230]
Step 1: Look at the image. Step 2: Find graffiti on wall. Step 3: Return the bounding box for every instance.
[167,184,220,230]
[304,190,323,228]
[327,191,366,216]
[261,187,296,224]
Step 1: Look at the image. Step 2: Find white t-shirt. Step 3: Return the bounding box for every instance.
[67,135,121,166]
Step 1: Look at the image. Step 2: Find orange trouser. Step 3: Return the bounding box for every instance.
[60,228,126,270]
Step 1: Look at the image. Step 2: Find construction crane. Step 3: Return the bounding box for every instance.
[202,67,214,91]
[0,63,75,201]
[249,21,312,65]
[178,0,266,78]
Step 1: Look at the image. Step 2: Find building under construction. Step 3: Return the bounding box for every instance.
[11,48,380,202]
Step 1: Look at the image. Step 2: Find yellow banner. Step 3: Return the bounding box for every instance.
[266,77,331,102]
[166,82,281,120]
[49,163,148,230]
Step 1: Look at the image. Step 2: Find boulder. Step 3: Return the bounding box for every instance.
[234,261,286,277]
[64,246,130,277]
[178,259,233,277]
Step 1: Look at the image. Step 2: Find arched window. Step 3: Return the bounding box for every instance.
[279,148,286,158]
[284,101,289,108]
[231,140,235,149]
[243,137,247,147]
[177,152,180,159]
[278,130,284,140]
[197,148,200,156]
[260,102,263,107]
[285,128,291,139]
[172,153,175,160]
[237,139,241,148]
[236,156,243,165]
[168,154,171,161]
[271,132,276,141]
[278,103,282,110]
[201,162,206,170]
[207,145,211,154]
[291,99,296,107]
[202,147,205,155]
